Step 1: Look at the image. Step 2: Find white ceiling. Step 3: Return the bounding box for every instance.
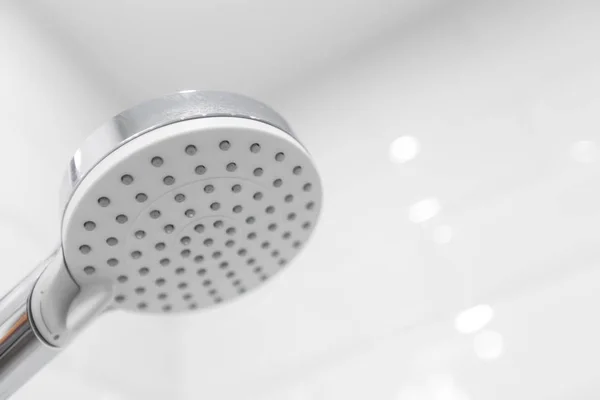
[20,0,444,106]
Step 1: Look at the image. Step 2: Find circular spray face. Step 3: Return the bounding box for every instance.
[61,116,321,314]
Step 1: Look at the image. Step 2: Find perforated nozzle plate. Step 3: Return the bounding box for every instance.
[61,117,321,313]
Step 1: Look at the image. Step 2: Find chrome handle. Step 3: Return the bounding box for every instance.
[0,253,59,399]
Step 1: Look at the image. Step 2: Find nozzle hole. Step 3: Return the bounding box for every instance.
[98,197,110,207]
[121,174,134,185]
[151,157,164,167]
[185,145,197,155]
[84,266,95,275]
[136,193,148,202]
[226,162,237,172]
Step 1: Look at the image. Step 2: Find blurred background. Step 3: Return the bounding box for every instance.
[2,0,600,398]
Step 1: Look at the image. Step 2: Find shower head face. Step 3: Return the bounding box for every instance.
[61,115,321,314]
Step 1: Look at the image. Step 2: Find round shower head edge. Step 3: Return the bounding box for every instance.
[60,90,297,215]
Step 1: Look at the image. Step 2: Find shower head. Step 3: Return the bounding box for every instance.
[0,91,322,398]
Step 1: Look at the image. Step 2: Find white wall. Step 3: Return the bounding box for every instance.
[273,0,600,322]
[0,3,184,399]
[248,261,600,400]
[0,2,118,290]
[211,0,600,398]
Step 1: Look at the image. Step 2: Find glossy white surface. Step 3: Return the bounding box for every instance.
[18,0,442,106]
[3,0,600,398]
